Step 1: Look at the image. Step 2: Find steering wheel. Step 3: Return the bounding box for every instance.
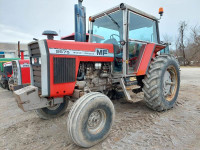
[110,34,120,40]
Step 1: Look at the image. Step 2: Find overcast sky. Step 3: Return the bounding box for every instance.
[0,0,199,47]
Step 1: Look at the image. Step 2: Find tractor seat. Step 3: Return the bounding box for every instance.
[104,39,122,72]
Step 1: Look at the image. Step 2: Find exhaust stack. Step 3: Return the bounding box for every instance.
[74,0,86,42]
[20,50,24,60]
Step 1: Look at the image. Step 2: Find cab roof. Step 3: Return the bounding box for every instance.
[91,3,158,21]
[3,61,12,67]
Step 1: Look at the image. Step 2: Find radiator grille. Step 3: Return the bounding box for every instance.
[30,43,41,57]
[29,42,41,90]
[12,61,19,85]
[53,57,76,84]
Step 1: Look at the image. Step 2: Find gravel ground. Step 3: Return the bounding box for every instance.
[0,67,200,150]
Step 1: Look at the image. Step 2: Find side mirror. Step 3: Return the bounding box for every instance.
[159,7,164,19]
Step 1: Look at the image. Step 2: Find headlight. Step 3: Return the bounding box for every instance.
[32,57,41,65]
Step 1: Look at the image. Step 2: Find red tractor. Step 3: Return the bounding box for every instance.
[14,1,180,148]
[9,59,31,91]
[0,51,30,90]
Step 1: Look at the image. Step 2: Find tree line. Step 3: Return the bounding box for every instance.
[164,21,200,66]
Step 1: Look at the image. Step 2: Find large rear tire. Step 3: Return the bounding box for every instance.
[2,81,7,89]
[36,98,68,120]
[67,92,115,148]
[142,54,180,111]
[1,83,6,89]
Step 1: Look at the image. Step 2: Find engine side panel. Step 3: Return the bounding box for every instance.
[19,60,30,84]
[46,40,114,97]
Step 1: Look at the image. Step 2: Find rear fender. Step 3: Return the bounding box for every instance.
[136,44,165,76]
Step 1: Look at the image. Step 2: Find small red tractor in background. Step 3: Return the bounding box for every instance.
[9,59,31,91]
[0,51,31,90]
[4,51,31,91]
[14,1,180,148]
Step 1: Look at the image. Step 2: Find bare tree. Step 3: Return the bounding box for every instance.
[175,22,200,66]
[163,34,173,44]
[191,26,200,45]
[186,26,200,65]
[162,34,175,55]
[175,36,180,57]
[178,21,187,66]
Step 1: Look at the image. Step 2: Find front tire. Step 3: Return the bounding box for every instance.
[67,92,115,148]
[36,98,69,119]
[8,76,14,91]
[142,54,180,111]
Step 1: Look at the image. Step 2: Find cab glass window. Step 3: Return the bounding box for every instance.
[129,12,158,43]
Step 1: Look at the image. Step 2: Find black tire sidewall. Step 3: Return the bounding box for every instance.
[41,99,68,116]
[76,96,114,146]
[160,58,180,108]
[2,83,6,89]
[82,103,113,142]
[2,82,7,89]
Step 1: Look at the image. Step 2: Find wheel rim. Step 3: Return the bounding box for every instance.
[47,104,61,110]
[163,65,178,101]
[87,109,106,134]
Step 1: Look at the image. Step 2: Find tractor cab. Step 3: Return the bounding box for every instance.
[0,62,12,89]
[89,3,163,76]
[3,62,12,77]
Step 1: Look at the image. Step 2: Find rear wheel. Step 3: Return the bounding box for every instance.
[0,83,3,88]
[142,54,180,111]
[36,98,68,119]
[1,83,5,89]
[2,81,7,89]
[67,92,115,148]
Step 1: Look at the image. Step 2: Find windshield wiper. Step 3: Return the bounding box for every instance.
[104,13,120,29]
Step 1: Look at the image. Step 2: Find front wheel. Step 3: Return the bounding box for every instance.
[67,92,115,148]
[142,54,180,111]
[8,76,14,90]
[36,98,69,119]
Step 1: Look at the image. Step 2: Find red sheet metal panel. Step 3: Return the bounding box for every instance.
[46,40,114,97]
[136,43,156,76]
[19,60,30,84]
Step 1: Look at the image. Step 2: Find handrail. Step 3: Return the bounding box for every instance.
[128,39,166,47]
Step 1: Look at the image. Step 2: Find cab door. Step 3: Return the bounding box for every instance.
[126,11,158,75]
[127,40,146,74]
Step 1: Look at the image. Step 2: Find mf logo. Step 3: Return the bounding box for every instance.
[96,49,108,56]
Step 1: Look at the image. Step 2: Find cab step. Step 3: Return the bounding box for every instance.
[120,77,143,103]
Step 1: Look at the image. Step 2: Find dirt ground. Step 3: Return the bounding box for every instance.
[0,67,200,150]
